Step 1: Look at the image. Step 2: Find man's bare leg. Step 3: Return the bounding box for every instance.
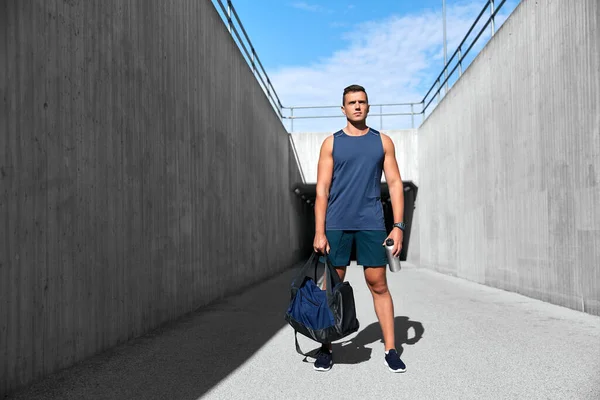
[363,266,395,351]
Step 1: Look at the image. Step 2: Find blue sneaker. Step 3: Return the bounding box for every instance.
[314,348,333,371]
[384,349,406,373]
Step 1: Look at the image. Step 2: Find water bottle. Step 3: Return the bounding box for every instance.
[385,238,402,272]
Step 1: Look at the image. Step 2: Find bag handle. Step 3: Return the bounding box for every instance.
[291,252,320,290]
[322,253,342,297]
[291,251,342,295]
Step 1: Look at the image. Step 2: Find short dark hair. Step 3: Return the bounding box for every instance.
[342,84,368,105]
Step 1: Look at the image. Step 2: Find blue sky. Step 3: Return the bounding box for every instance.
[213,0,520,131]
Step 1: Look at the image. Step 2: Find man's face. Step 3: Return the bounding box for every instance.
[341,91,369,123]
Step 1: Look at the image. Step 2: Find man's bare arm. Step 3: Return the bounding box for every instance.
[382,134,405,255]
[314,136,334,252]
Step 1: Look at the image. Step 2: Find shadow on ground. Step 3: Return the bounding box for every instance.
[5,264,303,400]
[336,316,425,363]
[300,316,425,365]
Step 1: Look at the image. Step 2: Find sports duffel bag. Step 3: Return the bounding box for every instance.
[284,252,360,355]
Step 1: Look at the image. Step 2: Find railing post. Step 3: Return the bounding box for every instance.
[436,79,441,103]
[227,0,232,33]
[251,48,256,73]
[490,0,495,36]
[458,47,462,76]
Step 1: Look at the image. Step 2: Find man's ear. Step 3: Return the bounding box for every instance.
[340,105,347,117]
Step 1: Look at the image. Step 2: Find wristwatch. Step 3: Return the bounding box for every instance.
[393,222,406,231]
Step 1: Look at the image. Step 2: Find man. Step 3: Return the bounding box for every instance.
[312,84,406,373]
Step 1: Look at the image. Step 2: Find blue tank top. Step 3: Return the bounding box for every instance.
[325,128,385,230]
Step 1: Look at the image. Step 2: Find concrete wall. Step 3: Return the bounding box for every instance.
[417,0,600,315]
[0,0,311,396]
[290,130,419,184]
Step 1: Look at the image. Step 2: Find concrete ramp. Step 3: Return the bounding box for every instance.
[6,262,599,400]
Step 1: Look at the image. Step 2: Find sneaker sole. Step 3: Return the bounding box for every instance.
[384,360,406,373]
[313,364,332,372]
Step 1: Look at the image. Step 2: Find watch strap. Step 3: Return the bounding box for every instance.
[393,222,406,231]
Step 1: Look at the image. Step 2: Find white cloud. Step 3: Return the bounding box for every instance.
[272,0,519,132]
[291,2,326,13]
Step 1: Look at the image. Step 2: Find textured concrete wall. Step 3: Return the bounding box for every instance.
[0,0,311,395]
[417,0,600,315]
[290,130,418,184]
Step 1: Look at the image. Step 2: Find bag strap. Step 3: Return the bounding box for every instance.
[292,251,340,289]
[291,252,320,290]
[294,331,322,358]
[322,255,342,297]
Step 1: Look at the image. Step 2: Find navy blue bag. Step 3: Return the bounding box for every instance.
[284,252,360,355]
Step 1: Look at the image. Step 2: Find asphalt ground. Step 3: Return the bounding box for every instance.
[7,261,600,400]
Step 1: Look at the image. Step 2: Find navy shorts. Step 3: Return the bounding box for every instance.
[324,230,387,267]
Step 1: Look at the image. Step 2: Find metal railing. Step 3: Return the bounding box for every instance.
[282,103,423,131]
[213,0,513,131]
[422,0,506,115]
[213,0,284,119]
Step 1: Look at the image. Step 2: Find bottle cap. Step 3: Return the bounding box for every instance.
[385,238,394,246]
